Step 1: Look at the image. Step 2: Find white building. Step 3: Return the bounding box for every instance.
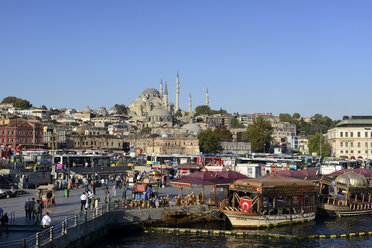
[327,116,372,159]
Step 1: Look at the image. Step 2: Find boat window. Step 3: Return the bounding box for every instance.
[293,196,298,206]
[276,196,284,208]
[262,197,268,208]
[304,195,310,206]
[284,196,292,207]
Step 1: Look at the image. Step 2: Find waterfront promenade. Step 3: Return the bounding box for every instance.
[0,183,218,243]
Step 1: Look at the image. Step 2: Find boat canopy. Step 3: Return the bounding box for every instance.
[335,172,368,187]
[231,174,316,194]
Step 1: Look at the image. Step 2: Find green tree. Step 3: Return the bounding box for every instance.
[40,105,47,110]
[214,128,232,141]
[114,104,128,115]
[1,96,32,109]
[308,132,331,158]
[198,129,222,154]
[293,113,300,119]
[230,117,244,128]
[211,108,228,115]
[242,117,273,152]
[174,111,182,117]
[139,127,152,134]
[194,105,211,116]
[279,113,293,123]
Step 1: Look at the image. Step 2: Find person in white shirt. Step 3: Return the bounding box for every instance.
[80,193,87,211]
[41,212,51,229]
[87,191,93,209]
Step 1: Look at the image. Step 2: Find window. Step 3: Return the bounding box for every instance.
[340,132,343,137]
[366,142,368,148]
[358,151,361,154]
[351,142,353,148]
[345,142,348,147]
[358,132,361,137]
[345,150,348,153]
[358,142,361,147]
[366,132,368,138]
[341,142,343,147]
[345,132,348,137]
[350,132,353,137]
[351,150,354,153]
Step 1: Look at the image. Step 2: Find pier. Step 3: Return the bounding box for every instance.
[0,203,215,248]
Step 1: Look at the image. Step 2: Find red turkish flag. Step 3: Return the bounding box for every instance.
[240,198,252,212]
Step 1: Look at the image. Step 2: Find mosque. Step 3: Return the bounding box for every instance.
[128,73,209,133]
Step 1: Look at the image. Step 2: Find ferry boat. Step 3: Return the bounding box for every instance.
[318,171,372,217]
[220,174,317,228]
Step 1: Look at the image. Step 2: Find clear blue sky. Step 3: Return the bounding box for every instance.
[1,1,371,120]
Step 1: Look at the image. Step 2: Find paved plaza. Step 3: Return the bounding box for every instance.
[0,183,224,242]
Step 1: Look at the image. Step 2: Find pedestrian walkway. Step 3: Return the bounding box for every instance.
[0,186,107,242]
[0,183,219,242]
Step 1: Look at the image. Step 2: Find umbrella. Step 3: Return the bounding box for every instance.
[216,171,248,181]
[327,169,372,178]
[187,171,217,181]
[276,170,321,181]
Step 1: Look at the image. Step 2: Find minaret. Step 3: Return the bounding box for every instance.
[189,93,192,113]
[160,80,163,97]
[176,72,180,112]
[206,88,209,106]
[164,81,168,106]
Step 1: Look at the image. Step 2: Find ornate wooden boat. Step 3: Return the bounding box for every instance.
[220,174,317,228]
[318,171,372,217]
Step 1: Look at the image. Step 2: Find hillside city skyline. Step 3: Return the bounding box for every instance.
[1,1,372,119]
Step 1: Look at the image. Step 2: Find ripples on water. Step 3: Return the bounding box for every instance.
[95,216,372,248]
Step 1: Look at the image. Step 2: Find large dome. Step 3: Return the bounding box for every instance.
[83,106,92,114]
[148,108,171,117]
[335,172,368,187]
[142,88,160,96]
[182,123,202,134]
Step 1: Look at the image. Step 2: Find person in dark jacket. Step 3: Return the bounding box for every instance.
[25,198,31,220]
[33,200,42,224]
[0,212,9,233]
[28,198,35,220]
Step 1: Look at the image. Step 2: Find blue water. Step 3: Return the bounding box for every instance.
[96,216,372,248]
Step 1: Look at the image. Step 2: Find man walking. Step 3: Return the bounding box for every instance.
[92,181,96,195]
[0,212,9,233]
[29,198,35,220]
[41,212,51,229]
[83,178,89,192]
[80,192,87,211]
[25,198,31,220]
[33,200,42,225]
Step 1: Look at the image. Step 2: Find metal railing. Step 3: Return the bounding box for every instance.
[0,203,110,248]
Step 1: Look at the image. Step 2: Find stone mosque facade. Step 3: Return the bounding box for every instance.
[128,73,208,135]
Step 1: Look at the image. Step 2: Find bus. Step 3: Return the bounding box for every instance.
[146,154,196,166]
[53,154,110,169]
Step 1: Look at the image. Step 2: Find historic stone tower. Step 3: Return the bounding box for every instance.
[176,72,180,112]
[189,93,192,113]
[163,81,168,106]
[160,79,163,97]
[206,88,209,106]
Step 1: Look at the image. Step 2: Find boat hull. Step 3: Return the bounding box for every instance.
[318,203,372,217]
[221,210,316,228]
